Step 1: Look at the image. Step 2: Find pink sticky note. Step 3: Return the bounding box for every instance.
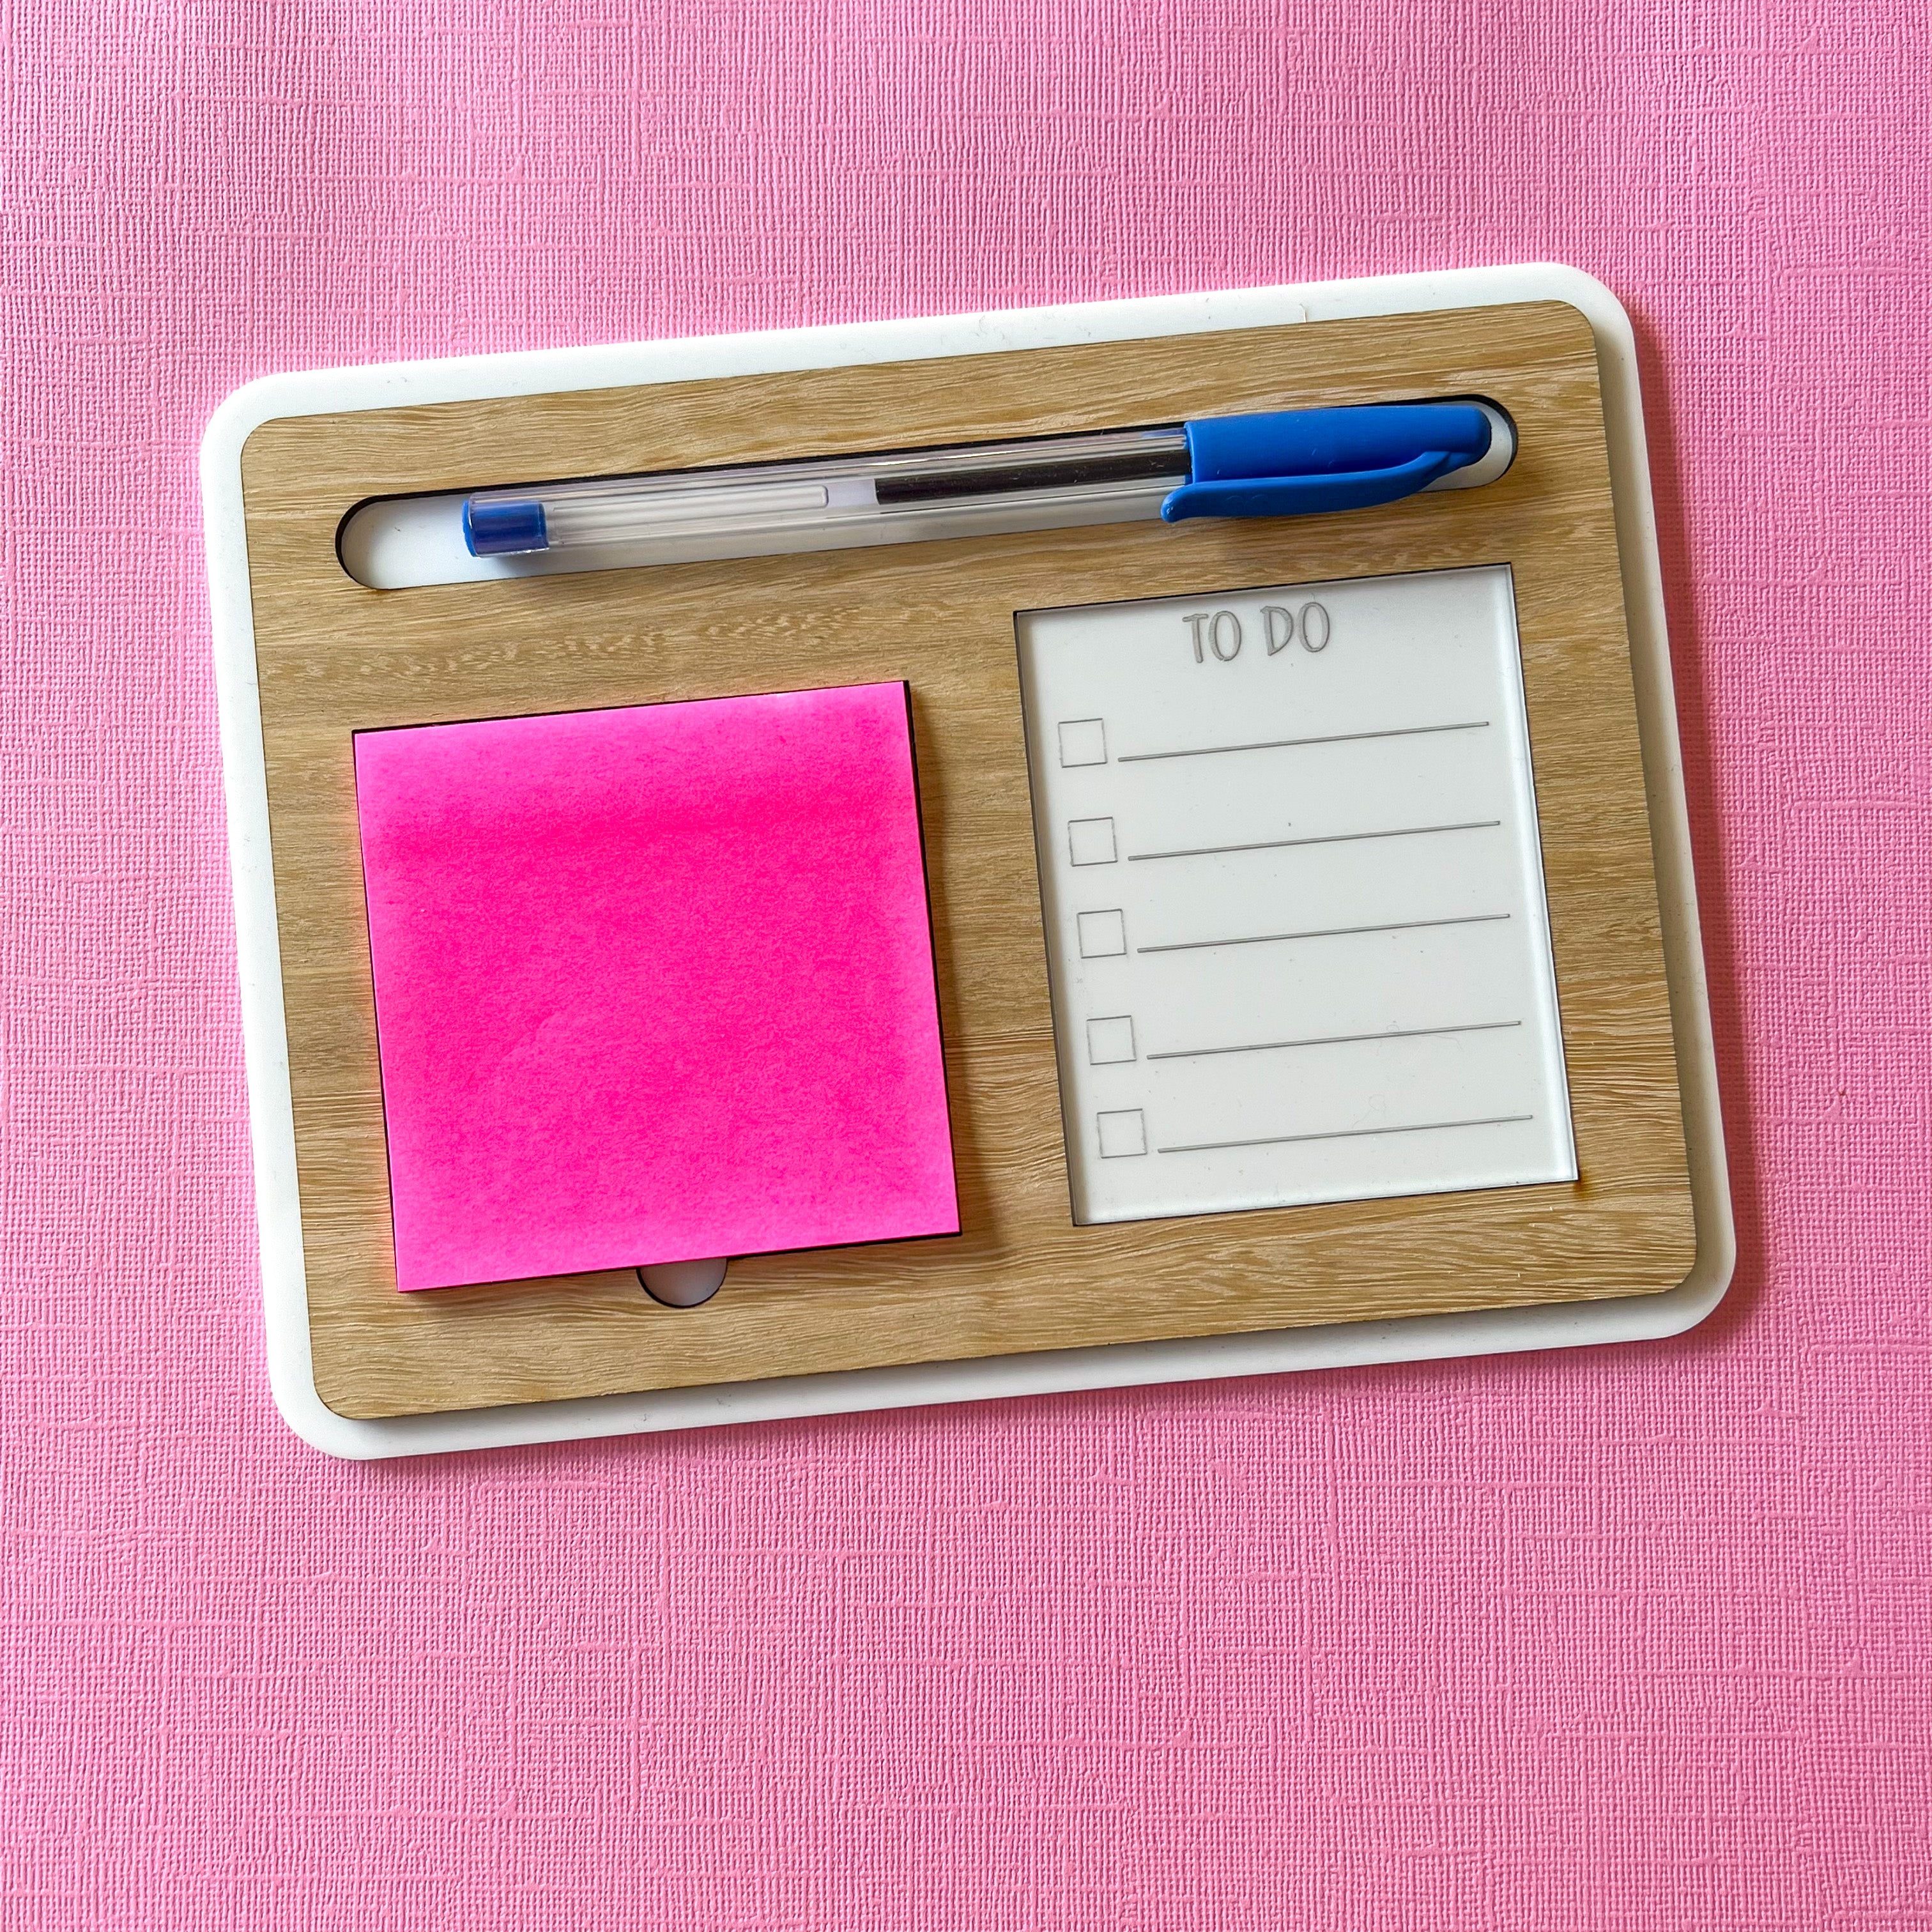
[352,682,958,1291]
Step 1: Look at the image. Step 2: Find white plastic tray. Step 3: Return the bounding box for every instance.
[201,263,1733,1458]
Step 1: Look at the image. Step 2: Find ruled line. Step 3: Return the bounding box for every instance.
[1147,1019,1523,1063]
[1117,720,1491,765]
[1158,1114,1535,1156]
[1137,912,1511,956]
[1128,819,1502,864]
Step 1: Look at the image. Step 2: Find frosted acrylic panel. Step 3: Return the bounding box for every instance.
[1016,565,1577,1227]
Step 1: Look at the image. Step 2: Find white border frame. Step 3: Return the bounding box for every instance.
[202,264,1734,1459]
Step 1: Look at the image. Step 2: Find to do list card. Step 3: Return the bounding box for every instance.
[1017,565,1577,1228]
[354,682,958,1291]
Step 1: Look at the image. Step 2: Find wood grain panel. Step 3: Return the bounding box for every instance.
[236,302,1696,1420]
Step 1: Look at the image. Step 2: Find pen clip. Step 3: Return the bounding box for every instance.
[1160,404,1496,524]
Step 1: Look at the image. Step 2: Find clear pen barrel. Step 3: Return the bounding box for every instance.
[464,426,1191,560]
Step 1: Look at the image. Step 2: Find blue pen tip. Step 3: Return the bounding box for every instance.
[463,498,549,556]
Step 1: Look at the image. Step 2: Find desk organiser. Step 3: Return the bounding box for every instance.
[203,264,1733,1459]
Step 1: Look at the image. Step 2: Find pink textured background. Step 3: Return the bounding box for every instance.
[3,2,1927,1925]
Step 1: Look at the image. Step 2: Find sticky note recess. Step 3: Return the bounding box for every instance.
[353,682,958,1291]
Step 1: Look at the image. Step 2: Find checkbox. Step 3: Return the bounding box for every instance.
[1086,1015,1137,1065]
[1067,816,1117,866]
[1097,1108,1147,1158]
[1077,908,1126,958]
[1057,718,1108,767]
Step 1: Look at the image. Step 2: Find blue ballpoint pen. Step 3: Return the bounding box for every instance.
[461,401,1514,564]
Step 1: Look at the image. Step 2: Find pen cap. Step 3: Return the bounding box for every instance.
[1162,402,1499,523]
[1183,404,1492,486]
